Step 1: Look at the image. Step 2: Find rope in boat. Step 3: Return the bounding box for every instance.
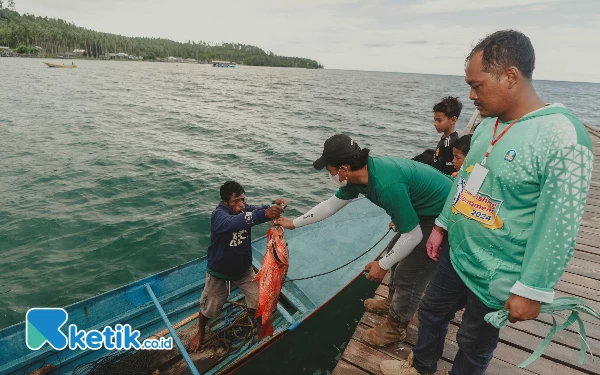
[202,301,257,355]
[284,228,392,283]
[70,302,257,375]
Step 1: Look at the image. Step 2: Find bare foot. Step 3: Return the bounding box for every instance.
[189,331,203,353]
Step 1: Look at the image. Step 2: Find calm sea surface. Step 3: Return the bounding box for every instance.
[1,57,599,373]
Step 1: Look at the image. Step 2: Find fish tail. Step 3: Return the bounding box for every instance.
[257,320,274,341]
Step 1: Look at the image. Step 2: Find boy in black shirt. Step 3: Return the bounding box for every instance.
[432,96,462,175]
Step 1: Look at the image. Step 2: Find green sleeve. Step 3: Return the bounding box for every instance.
[379,183,419,233]
[335,186,361,200]
[511,142,593,302]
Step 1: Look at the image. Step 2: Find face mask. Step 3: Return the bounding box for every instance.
[329,168,348,188]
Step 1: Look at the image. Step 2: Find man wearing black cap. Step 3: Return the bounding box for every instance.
[274,134,453,347]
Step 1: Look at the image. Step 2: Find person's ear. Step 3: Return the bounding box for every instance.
[506,67,518,89]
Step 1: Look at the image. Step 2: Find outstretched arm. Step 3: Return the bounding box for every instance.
[274,194,351,229]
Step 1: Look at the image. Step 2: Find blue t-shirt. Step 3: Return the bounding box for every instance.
[207,202,270,279]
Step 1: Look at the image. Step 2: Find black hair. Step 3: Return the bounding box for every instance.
[220,181,245,201]
[412,149,435,166]
[433,96,462,119]
[330,148,371,171]
[466,30,535,80]
[453,134,472,156]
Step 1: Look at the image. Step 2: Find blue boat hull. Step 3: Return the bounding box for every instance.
[0,198,394,375]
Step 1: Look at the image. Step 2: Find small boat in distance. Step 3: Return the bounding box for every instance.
[43,62,78,68]
[212,60,236,68]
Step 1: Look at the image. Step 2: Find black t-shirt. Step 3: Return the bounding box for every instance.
[432,131,459,175]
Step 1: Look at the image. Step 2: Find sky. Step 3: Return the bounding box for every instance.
[14,0,600,83]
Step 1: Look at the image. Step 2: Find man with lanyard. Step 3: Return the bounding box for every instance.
[274,134,453,347]
[379,30,594,375]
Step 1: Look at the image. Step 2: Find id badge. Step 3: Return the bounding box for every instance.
[465,163,488,195]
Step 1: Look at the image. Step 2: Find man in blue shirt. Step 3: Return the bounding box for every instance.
[190,181,286,351]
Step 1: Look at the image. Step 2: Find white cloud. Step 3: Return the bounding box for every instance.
[407,0,562,13]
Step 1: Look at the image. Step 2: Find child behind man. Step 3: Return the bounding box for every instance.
[451,134,472,177]
[432,97,462,175]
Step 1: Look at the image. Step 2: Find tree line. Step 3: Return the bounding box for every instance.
[0,7,323,69]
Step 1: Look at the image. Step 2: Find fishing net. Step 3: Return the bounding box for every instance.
[70,302,257,375]
[72,350,161,375]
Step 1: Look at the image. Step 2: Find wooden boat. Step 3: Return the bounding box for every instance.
[212,60,236,68]
[43,62,78,68]
[0,198,394,375]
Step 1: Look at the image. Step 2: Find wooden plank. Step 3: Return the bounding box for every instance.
[375,284,388,298]
[359,311,580,375]
[489,337,588,375]
[575,243,600,257]
[332,359,370,375]
[555,279,600,302]
[382,272,391,286]
[340,337,454,375]
[341,338,397,375]
[572,250,600,264]
[576,232,600,247]
[584,193,600,202]
[583,197,600,210]
[566,258,600,281]
[561,273,600,292]
[582,212,600,222]
[451,311,600,373]
[357,314,531,375]
[577,229,600,240]
[578,223,600,237]
[507,318,600,356]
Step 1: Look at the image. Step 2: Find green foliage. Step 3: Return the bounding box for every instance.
[143,53,156,61]
[0,9,323,69]
[15,44,28,53]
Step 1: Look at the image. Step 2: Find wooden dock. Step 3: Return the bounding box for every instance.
[333,127,600,375]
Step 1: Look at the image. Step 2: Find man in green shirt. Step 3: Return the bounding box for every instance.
[380,30,593,375]
[275,134,453,346]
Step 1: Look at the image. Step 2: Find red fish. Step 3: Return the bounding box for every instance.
[254,225,289,340]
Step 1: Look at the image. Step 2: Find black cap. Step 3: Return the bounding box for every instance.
[312,134,361,170]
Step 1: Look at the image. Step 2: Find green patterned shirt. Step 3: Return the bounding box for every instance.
[436,104,594,309]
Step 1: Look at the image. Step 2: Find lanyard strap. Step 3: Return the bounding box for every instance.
[481,117,521,166]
